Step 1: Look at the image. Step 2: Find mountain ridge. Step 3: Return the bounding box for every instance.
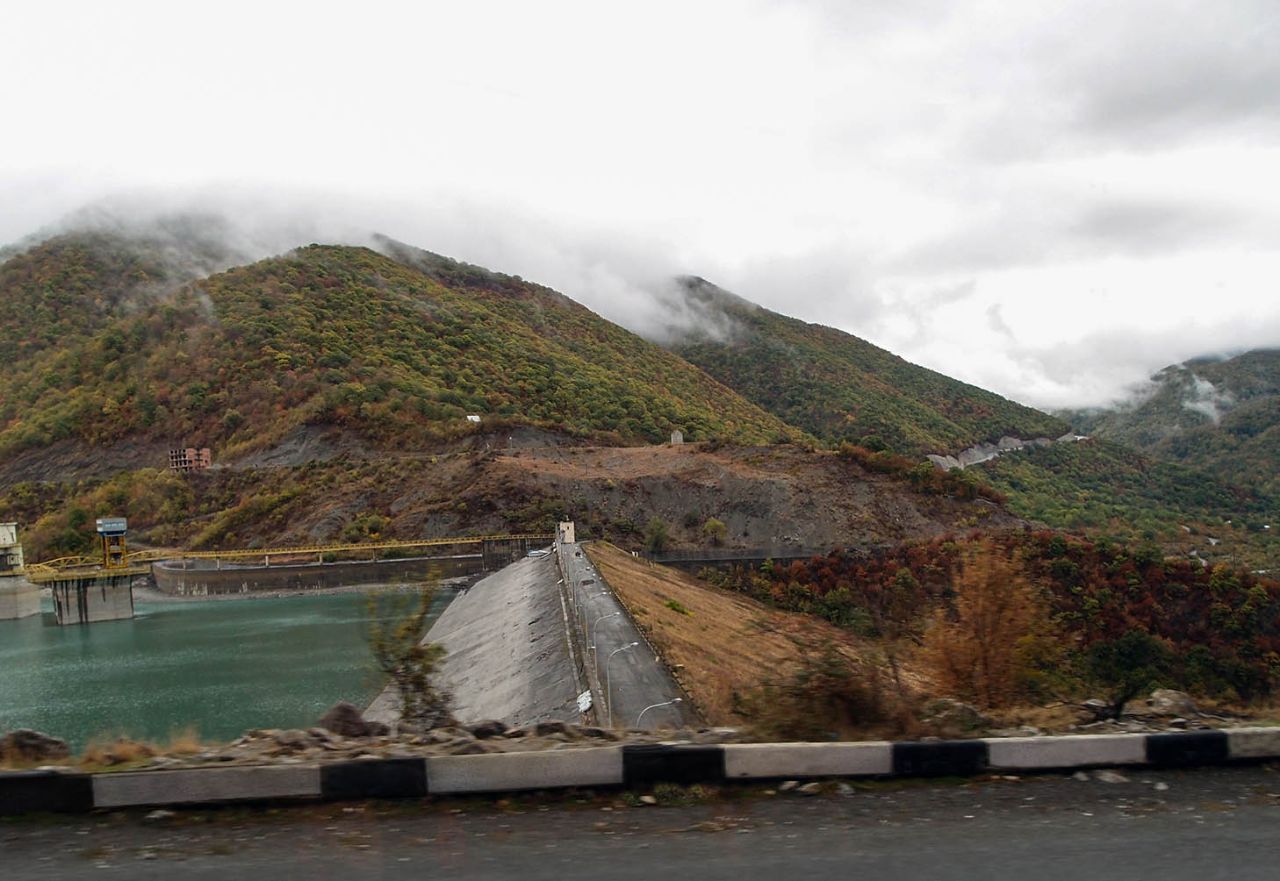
[659,275,1069,457]
[1060,348,1280,497]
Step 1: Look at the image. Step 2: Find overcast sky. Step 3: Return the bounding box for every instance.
[4,0,1278,409]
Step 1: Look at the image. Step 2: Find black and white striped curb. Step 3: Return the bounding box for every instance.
[5,728,1280,815]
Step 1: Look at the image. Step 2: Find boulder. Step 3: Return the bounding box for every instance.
[1092,770,1129,784]
[534,720,575,738]
[272,729,313,752]
[920,698,992,732]
[1080,699,1112,721]
[0,729,71,763]
[1148,689,1198,717]
[318,701,390,738]
[469,720,509,739]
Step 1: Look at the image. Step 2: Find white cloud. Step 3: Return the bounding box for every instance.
[2,0,1279,409]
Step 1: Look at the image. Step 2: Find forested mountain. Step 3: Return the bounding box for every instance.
[977,438,1275,567]
[1,219,1274,570]
[0,235,803,464]
[656,277,1276,566]
[662,276,1067,457]
[1061,350,1280,497]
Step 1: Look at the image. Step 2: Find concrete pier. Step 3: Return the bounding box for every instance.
[49,575,135,625]
[0,576,40,620]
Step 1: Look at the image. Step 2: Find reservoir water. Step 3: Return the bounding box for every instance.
[0,590,453,750]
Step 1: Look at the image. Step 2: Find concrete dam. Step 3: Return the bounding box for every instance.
[369,527,697,731]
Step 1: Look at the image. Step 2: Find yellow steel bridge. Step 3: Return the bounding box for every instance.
[23,533,554,584]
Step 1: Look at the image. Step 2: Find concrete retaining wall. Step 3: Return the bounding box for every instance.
[152,555,482,596]
[50,575,134,625]
[0,576,39,620]
[4,729,1280,814]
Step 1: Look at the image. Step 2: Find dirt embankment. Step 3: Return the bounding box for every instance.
[4,440,1025,562]
[493,443,1024,551]
[584,541,873,725]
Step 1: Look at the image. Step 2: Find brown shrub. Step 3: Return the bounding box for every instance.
[736,642,911,740]
[920,542,1051,708]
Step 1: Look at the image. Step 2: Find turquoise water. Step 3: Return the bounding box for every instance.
[0,591,450,750]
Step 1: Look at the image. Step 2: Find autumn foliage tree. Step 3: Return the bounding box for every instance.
[922,543,1050,708]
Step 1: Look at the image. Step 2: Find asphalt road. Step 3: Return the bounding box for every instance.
[560,541,694,729]
[6,766,1280,880]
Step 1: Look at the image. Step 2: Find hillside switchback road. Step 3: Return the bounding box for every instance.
[5,765,1280,880]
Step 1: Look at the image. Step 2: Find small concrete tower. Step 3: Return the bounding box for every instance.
[557,521,576,545]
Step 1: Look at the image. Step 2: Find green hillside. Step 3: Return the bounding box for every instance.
[979,439,1273,542]
[664,276,1067,456]
[660,278,1277,567]
[1062,350,1280,497]
[0,238,804,462]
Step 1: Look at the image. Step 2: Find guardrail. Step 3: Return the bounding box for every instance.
[4,729,1280,815]
[27,534,555,573]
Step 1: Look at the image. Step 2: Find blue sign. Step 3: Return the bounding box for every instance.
[96,517,128,535]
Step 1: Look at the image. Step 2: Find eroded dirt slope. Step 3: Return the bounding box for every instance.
[4,442,1024,561]
[584,541,869,725]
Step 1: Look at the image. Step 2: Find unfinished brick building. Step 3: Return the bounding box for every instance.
[169,447,212,472]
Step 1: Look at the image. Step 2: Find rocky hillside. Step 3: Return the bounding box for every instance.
[1,441,1026,561]
[662,276,1067,457]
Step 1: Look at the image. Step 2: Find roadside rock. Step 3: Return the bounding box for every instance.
[1148,690,1198,717]
[271,730,313,753]
[1093,770,1129,784]
[318,702,390,738]
[920,698,992,732]
[1080,699,1112,721]
[469,720,508,739]
[534,721,575,738]
[0,729,71,763]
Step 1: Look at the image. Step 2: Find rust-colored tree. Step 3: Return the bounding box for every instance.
[921,542,1049,708]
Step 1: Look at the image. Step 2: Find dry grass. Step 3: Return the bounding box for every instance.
[75,726,207,772]
[585,541,872,726]
[985,703,1083,733]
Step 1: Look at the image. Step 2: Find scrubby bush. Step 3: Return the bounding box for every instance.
[736,643,896,740]
[367,588,452,729]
